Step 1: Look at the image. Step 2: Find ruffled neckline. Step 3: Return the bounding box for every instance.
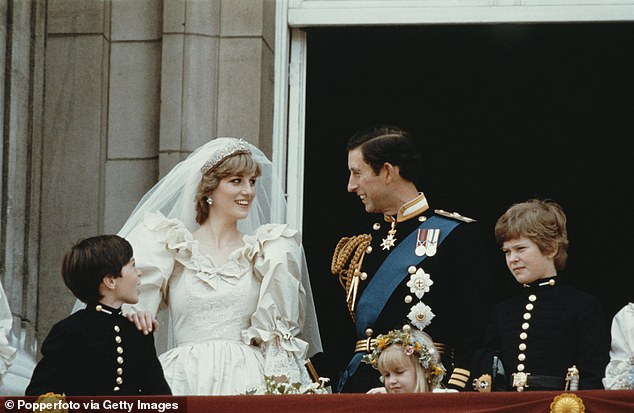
[143,212,254,290]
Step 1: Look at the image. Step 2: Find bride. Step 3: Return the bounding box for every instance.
[119,137,322,395]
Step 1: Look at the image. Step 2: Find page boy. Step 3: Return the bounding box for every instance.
[26,234,171,395]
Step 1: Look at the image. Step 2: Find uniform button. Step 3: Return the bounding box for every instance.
[373,223,381,230]
[517,364,525,372]
[360,272,367,280]
[114,325,120,333]
[528,295,537,302]
[114,386,120,392]
[404,295,413,304]
[408,266,417,274]
[523,313,531,320]
[365,328,374,337]
[518,353,526,361]
[117,356,124,364]
[522,323,530,330]
[525,303,534,311]
[115,336,122,344]
[519,343,526,351]
[520,332,528,340]
[366,246,373,254]
[116,377,123,385]
[402,324,411,332]
[117,368,123,375]
[418,216,427,222]
[116,346,124,354]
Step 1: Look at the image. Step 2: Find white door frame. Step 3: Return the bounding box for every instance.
[273,0,634,231]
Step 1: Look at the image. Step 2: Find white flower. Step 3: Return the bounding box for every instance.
[407,268,433,299]
[407,302,435,330]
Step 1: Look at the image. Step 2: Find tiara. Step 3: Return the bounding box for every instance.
[362,327,446,388]
[200,138,252,174]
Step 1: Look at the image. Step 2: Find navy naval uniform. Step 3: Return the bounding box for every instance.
[26,303,171,396]
[473,277,610,391]
[335,194,494,392]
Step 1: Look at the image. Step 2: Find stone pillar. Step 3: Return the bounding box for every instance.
[103,0,162,233]
[40,0,111,345]
[217,0,276,155]
[160,0,275,174]
[0,0,46,394]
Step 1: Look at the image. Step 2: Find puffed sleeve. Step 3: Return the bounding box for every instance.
[243,224,308,356]
[122,212,178,317]
[603,303,634,390]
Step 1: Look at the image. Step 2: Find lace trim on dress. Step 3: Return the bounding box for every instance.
[261,338,313,388]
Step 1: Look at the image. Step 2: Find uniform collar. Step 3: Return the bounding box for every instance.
[523,275,558,288]
[384,193,429,223]
[94,303,123,316]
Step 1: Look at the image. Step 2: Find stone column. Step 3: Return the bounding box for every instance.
[0,0,46,394]
[160,0,275,174]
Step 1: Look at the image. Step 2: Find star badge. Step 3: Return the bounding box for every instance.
[380,234,396,250]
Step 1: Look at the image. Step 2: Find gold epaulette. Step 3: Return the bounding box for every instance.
[434,209,476,223]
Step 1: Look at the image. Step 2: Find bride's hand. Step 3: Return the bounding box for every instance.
[366,387,387,394]
[127,310,158,335]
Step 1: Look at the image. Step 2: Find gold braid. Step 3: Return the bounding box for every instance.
[331,234,372,320]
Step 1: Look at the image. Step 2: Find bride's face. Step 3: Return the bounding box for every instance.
[211,173,257,221]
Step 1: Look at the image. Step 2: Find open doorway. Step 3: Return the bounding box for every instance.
[301,23,634,382]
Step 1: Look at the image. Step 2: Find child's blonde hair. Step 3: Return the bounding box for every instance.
[364,327,445,392]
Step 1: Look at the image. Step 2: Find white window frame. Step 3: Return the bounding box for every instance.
[273,0,634,230]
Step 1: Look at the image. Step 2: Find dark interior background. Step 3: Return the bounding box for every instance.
[301,23,634,383]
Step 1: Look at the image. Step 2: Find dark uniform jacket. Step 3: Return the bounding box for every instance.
[336,196,494,392]
[26,304,171,396]
[473,277,610,391]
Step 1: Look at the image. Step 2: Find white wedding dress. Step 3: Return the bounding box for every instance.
[124,212,313,395]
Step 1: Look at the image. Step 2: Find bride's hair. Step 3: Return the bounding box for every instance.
[195,153,261,224]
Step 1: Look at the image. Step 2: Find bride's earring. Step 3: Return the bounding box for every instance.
[206,196,213,205]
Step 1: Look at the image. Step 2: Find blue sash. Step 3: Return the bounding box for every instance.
[338,215,460,391]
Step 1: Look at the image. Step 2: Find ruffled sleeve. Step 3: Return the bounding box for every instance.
[122,212,189,317]
[242,224,309,355]
[603,303,634,389]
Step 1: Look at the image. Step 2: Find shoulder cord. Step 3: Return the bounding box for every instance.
[331,234,373,321]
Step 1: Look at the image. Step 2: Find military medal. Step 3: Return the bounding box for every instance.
[425,229,440,257]
[415,229,427,256]
[415,228,440,256]
[380,221,397,250]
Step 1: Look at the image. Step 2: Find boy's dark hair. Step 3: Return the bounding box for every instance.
[347,124,422,183]
[61,234,133,304]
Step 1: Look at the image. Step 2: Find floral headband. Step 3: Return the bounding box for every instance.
[362,327,446,388]
[200,138,252,174]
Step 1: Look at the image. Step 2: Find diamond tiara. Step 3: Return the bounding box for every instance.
[200,138,252,174]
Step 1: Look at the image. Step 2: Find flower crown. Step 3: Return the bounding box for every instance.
[362,327,446,388]
[200,138,252,174]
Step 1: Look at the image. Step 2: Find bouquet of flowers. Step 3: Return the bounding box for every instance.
[245,375,330,395]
